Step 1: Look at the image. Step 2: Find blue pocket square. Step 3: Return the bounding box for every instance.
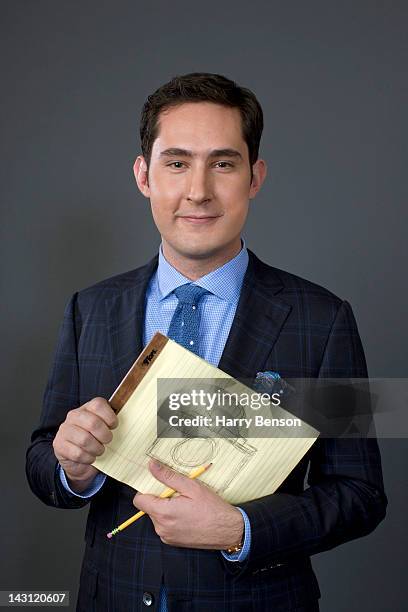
[254,371,295,399]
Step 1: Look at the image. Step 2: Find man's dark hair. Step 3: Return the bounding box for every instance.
[140,72,263,177]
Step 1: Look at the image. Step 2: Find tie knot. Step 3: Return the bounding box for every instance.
[173,284,210,305]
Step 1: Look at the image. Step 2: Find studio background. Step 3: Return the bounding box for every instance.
[1,1,407,610]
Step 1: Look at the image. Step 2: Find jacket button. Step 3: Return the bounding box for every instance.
[142,592,154,606]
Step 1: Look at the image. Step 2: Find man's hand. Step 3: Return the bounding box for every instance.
[53,397,118,493]
[133,460,244,550]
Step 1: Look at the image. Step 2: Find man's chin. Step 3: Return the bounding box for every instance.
[166,240,225,261]
[175,246,220,260]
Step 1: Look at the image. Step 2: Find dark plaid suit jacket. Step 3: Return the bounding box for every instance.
[26,249,387,612]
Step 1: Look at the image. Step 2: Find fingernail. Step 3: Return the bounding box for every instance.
[153,460,162,470]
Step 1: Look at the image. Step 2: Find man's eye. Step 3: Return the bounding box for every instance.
[214,161,233,168]
[168,161,185,169]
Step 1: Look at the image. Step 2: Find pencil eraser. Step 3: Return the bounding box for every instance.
[107,532,112,539]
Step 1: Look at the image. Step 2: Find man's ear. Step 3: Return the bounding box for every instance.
[133,155,150,197]
[249,159,267,199]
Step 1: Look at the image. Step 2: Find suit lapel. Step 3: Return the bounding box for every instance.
[106,254,158,390]
[217,249,292,382]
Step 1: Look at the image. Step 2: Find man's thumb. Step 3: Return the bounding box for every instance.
[148,460,193,496]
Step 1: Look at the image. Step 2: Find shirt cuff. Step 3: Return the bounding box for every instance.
[58,464,106,498]
[221,507,251,563]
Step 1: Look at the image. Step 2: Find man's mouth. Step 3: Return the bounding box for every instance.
[178,215,221,224]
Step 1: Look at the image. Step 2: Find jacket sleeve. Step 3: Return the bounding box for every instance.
[25,292,92,509]
[226,300,387,576]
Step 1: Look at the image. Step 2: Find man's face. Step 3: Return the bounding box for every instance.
[134,102,266,263]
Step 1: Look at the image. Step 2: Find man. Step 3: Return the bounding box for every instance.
[26,73,387,612]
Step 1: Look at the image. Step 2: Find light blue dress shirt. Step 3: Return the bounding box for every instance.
[59,238,252,609]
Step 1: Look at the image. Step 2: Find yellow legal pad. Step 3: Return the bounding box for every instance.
[93,333,318,504]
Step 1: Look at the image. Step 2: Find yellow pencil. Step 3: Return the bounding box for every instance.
[107,463,212,539]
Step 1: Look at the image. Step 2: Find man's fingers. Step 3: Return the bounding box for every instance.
[132,494,174,543]
[148,460,199,497]
[57,439,96,465]
[84,397,118,429]
[54,397,118,470]
[133,493,166,515]
[62,424,106,457]
[67,408,114,446]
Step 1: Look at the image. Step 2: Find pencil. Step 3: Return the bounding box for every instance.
[106,463,212,539]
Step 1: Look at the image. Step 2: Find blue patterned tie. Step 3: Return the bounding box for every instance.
[163,284,210,611]
[167,284,210,356]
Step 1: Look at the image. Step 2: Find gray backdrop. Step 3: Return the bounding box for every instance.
[1,1,407,610]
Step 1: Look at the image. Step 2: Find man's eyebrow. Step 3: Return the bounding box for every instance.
[209,149,242,159]
[159,148,194,158]
[159,148,243,159]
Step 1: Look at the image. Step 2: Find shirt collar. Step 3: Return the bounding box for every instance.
[157,238,249,304]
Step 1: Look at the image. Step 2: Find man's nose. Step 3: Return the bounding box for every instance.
[186,167,213,204]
